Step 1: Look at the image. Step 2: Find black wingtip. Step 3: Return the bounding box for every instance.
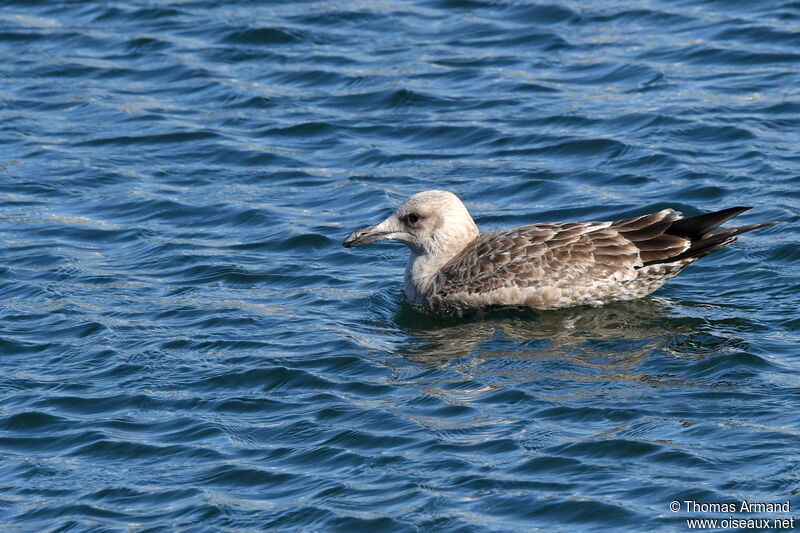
[707,219,780,237]
[669,218,780,263]
[668,206,752,240]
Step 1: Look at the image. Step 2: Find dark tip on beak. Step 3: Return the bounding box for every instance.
[343,224,387,248]
[342,233,358,248]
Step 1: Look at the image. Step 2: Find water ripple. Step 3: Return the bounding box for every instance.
[0,0,798,531]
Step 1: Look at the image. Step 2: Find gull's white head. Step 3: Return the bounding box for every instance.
[343,190,479,257]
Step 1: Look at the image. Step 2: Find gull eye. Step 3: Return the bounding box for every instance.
[407,213,420,224]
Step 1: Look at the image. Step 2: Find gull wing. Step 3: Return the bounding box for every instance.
[429,209,686,310]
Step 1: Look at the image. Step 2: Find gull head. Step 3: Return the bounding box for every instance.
[343,190,479,256]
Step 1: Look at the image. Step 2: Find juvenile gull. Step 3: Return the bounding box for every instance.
[343,190,778,314]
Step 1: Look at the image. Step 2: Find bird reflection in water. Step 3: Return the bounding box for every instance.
[390,297,709,375]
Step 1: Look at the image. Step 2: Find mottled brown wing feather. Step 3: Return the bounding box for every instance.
[610,209,681,231]
[610,209,690,266]
[432,209,703,300]
[432,221,643,298]
[424,206,776,312]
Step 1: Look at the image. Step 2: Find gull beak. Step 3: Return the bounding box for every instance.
[343,219,399,248]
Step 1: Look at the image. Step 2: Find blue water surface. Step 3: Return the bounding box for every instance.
[0,1,798,531]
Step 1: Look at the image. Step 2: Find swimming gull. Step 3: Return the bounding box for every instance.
[343,190,778,314]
